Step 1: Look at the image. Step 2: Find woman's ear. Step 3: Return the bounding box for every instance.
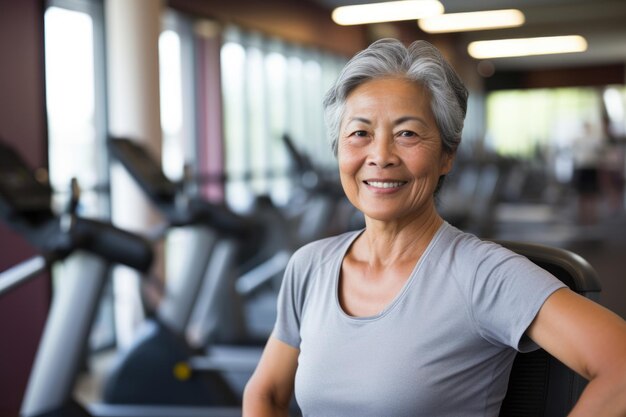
[440,151,455,175]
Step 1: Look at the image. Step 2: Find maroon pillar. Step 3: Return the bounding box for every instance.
[0,0,51,415]
[196,27,225,203]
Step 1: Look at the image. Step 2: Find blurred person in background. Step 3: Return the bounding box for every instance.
[572,121,603,224]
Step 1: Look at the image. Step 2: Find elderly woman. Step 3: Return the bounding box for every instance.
[243,39,626,417]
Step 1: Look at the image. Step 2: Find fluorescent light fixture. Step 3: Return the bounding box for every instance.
[332,0,444,26]
[468,35,588,59]
[418,9,525,33]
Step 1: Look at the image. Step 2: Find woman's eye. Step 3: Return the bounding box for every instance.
[353,130,368,137]
[396,130,419,142]
[398,130,418,138]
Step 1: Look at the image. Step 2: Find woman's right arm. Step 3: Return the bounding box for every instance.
[243,335,300,416]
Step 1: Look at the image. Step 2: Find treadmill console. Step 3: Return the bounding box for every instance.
[0,141,53,221]
[108,138,178,203]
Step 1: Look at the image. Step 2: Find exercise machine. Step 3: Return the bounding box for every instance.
[102,138,269,405]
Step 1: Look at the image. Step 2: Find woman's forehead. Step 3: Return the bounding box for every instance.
[342,78,434,121]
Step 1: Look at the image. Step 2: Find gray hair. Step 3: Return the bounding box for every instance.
[323,38,468,156]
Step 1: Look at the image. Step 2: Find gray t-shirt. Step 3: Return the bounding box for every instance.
[273,222,566,417]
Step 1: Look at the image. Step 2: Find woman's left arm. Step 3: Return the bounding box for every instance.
[527,287,626,416]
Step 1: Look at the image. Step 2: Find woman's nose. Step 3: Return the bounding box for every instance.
[367,137,399,168]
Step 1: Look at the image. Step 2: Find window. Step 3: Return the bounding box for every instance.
[603,86,626,138]
[220,26,346,209]
[221,38,250,209]
[485,86,626,185]
[159,11,197,182]
[486,88,605,158]
[160,29,185,180]
[45,3,107,215]
[44,0,112,350]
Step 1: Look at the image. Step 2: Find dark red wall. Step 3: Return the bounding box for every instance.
[0,0,51,415]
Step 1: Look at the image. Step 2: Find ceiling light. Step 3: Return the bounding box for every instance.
[332,0,444,26]
[418,9,525,33]
[468,35,588,59]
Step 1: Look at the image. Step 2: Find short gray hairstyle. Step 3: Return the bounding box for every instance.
[323,38,468,156]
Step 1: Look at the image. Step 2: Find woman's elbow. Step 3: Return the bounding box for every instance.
[242,377,291,417]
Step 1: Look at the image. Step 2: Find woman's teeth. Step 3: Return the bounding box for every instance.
[366,181,405,188]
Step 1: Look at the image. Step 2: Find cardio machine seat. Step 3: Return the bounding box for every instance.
[495,240,601,417]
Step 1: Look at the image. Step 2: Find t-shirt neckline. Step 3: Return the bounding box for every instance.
[333,222,449,322]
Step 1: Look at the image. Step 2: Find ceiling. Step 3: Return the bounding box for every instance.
[310,0,626,71]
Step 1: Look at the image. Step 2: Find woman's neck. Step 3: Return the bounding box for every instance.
[354,209,444,269]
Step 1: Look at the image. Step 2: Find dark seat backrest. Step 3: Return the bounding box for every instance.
[495,240,601,417]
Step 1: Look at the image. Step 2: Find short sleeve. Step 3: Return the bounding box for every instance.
[272,254,303,348]
[470,248,567,352]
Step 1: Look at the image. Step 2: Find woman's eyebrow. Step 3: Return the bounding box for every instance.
[346,116,371,125]
[395,116,428,126]
[345,116,429,127]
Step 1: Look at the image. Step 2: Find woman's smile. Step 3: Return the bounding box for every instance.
[363,179,408,189]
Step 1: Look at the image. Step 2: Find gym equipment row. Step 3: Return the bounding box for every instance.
[0,140,242,417]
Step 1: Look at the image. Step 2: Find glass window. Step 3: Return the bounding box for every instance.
[486,88,603,158]
[246,45,269,194]
[220,28,346,208]
[264,48,290,203]
[159,11,197,183]
[159,29,185,181]
[45,6,99,213]
[221,40,250,210]
[286,55,305,150]
[44,0,112,350]
[484,87,626,188]
[603,86,626,137]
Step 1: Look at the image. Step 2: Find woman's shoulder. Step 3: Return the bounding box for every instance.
[440,223,558,294]
[292,229,363,264]
[438,222,520,269]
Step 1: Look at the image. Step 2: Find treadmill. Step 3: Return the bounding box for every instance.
[106,137,295,409]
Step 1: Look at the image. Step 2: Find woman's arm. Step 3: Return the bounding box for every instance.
[527,287,626,416]
[243,335,300,417]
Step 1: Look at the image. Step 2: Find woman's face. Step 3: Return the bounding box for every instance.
[337,77,453,224]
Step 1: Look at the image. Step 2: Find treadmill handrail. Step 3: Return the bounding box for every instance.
[0,255,47,296]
